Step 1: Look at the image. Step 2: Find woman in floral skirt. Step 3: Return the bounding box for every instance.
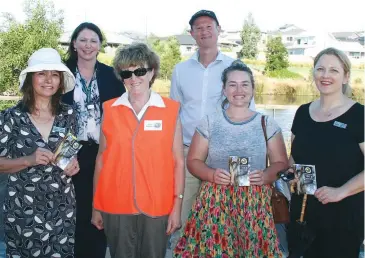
[173,60,288,257]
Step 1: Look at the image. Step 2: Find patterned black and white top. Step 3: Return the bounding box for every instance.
[0,101,77,258]
[73,68,101,143]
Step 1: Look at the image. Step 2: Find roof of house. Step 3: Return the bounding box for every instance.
[335,41,365,52]
[268,24,305,36]
[160,34,196,45]
[59,31,134,45]
[104,31,133,45]
[332,31,359,39]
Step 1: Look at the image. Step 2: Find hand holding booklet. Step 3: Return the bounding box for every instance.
[53,132,82,170]
[229,156,251,186]
[293,164,317,195]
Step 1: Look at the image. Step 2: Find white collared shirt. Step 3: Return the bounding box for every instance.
[112,90,166,120]
[170,51,256,145]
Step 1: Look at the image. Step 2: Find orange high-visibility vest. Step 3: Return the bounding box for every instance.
[93,96,180,217]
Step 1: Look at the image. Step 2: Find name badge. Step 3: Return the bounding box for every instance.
[144,120,162,131]
[52,126,66,133]
[333,121,347,129]
[87,104,95,110]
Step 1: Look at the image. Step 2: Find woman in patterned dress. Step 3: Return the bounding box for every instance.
[173,60,288,257]
[0,48,79,257]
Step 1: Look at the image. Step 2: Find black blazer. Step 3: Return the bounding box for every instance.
[62,61,125,115]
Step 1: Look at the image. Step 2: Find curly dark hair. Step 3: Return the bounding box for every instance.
[21,72,65,115]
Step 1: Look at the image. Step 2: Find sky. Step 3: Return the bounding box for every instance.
[1,0,364,36]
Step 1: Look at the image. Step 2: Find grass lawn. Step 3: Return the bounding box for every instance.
[248,64,364,83]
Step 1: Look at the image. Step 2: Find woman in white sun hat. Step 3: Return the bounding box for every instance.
[0,48,79,257]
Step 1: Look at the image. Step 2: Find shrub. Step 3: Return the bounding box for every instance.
[273,83,296,96]
[265,36,289,72]
[351,86,365,100]
[354,77,363,84]
[0,100,18,111]
[242,59,266,66]
[265,69,303,79]
[255,82,265,95]
[97,53,113,66]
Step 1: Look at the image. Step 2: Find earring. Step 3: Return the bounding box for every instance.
[74,48,77,52]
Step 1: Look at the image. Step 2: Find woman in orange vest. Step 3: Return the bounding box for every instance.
[91,43,185,258]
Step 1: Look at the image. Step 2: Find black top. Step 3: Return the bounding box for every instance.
[290,102,364,237]
[62,61,125,115]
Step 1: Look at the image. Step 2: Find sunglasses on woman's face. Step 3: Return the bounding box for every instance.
[119,67,152,79]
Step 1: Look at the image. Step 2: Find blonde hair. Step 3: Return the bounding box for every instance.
[313,47,352,96]
[113,43,160,87]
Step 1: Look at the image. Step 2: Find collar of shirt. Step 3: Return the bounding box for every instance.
[112,91,166,120]
[190,50,225,63]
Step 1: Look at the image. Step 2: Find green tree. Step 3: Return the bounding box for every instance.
[239,12,261,59]
[264,36,289,72]
[100,30,107,53]
[149,36,181,80]
[0,0,64,94]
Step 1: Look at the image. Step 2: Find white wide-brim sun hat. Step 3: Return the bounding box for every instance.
[19,48,75,93]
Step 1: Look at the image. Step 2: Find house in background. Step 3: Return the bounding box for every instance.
[332,31,363,43]
[286,30,365,60]
[332,31,365,57]
[264,25,365,61]
[160,34,241,57]
[268,24,306,46]
[58,26,364,62]
[160,34,198,56]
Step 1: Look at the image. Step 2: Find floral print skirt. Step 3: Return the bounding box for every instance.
[173,182,282,258]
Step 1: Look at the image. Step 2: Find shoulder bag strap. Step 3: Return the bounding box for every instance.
[261,115,269,168]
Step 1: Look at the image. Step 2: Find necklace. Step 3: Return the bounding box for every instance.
[319,103,344,118]
[29,113,54,124]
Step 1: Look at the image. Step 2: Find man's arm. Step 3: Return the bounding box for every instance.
[170,66,182,102]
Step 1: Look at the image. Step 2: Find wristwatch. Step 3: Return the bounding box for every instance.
[175,194,184,199]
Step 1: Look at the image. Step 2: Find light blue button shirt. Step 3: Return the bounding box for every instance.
[170,51,255,145]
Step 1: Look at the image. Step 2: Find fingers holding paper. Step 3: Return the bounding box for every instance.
[249,170,266,185]
[63,157,80,176]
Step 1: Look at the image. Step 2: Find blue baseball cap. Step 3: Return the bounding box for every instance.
[189,10,220,26]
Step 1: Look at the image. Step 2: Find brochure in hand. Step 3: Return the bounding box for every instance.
[53,132,82,170]
[229,156,251,186]
[293,164,317,195]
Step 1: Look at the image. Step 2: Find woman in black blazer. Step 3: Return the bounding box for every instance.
[62,22,125,258]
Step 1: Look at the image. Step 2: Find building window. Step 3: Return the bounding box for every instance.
[297,39,301,45]
[187,46,192,51]
[287,37,293,41]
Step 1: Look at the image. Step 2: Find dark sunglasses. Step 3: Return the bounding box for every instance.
[119,68,152,79]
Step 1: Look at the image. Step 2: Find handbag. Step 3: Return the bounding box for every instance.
[261,115,290,224]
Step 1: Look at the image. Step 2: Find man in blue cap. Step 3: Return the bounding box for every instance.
[169,9,256,250]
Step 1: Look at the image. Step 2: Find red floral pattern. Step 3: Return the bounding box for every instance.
[173,182,282,257]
